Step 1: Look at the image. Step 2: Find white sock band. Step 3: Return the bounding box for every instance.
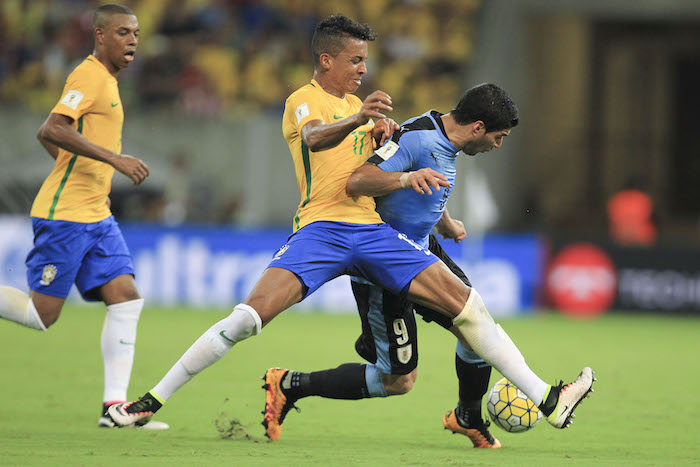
[0,286,46,331]
[102,299,144,402]
[153,304,262,401]
[25,297,47,331]
[452,289,548,404]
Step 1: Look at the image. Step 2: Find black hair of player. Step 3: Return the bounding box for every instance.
[311,14,376,67]
[451,84,519,132]
[93,3,135,29]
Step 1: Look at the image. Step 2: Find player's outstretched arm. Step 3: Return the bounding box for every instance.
[347,163,449,197]
[301,90,393,152]
[435,209,467,243]
[37,113,149,185]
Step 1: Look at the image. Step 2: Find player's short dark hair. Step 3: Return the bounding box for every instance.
[93,3,135,29]
[451,83,519,132]
[311,14,376,67]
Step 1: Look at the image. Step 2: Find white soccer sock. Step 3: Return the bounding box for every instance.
[102,299,144,402]
[452,289,549,405]
[152,304,262,401]
[0,285,46,331]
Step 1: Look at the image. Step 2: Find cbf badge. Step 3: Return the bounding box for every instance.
[272,245,289,261]
[40,264,58,286]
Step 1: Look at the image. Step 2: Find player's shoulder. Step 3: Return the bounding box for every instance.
[286,82,319,106]
[400,110,442,133]
[66,56,110,86]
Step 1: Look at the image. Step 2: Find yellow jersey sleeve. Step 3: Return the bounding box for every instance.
[283,80,382,232]
[31,56,122,223]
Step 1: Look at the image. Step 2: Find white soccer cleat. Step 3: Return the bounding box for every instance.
[98,414,169,430]
[546,367,595,429]
[107,400,156,428]
[136,420,170,430]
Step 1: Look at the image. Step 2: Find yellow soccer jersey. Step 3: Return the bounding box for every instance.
[31,55,123,222]
[283,79,382,232]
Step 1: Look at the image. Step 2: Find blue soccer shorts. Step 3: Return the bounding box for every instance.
[267,221,439,299]
[25,216,135,301]
[351,234,473,374]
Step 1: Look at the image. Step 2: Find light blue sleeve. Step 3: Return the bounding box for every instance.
[375,133,420,173]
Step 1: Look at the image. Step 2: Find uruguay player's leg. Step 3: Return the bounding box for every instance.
[261,278,419,441]
[414,307,499,448]
[417,235,499,447]
[362,226,594,430]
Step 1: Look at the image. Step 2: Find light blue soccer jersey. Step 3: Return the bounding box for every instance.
[367,110,459,249]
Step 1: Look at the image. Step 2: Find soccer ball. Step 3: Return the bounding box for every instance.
[486,377,542,433]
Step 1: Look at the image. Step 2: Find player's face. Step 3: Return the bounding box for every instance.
[326,38,368,95]
[464,128,511,155]
[97,14,139,73]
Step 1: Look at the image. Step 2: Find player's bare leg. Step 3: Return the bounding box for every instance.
[0,286,65,331]
[108,268,302,428]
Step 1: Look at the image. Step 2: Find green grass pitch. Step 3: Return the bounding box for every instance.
[1,305,698,466]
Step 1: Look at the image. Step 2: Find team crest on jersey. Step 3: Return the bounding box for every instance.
[272,244,290,260]
[40,264,58,286]
[397,344,413,364]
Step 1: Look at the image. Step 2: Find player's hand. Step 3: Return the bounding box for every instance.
[436,218,467,243]
[105,196,111,208]
[372,118,399,146]
[114,154,150,185]
[405,168,449,195]
[358,90,393,123]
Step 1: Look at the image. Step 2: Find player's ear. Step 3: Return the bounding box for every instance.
[319,53,332,71]
[472,121,486,135]
[95,27,104,45]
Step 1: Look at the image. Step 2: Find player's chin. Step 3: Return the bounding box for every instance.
[347,80,362,92]
[120,54,135,67]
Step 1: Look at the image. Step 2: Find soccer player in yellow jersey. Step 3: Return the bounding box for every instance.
[108,15,594,440]
[0,3,167,430]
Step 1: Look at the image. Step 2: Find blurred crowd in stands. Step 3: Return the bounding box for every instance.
[0,0,480,122]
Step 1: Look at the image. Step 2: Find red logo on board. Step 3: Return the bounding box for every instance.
[546,243,617,317]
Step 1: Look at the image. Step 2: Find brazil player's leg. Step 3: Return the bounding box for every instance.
[0,217,167,429]
[107,222,594,432]
[73,217,168,430]
[261,226,594,437]
[261,235,500,447]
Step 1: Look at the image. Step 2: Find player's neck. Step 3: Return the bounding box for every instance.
[93,50,121,78]
[442,113,467,149]
[312,71,345,98]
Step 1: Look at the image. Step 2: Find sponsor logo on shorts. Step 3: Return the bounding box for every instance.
[397,344,412,364]
[272,244,290,261]
[39,264,58,286]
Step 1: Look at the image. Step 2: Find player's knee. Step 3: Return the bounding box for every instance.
[384,369,418,395]
[36,307,60,328]
[31,301,61,328]
[221,304,262,342]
